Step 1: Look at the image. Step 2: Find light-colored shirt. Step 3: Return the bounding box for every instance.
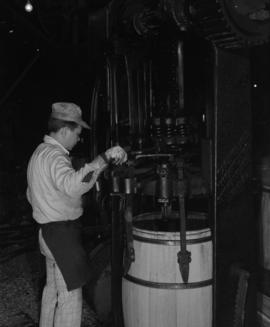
[27,135,105,224]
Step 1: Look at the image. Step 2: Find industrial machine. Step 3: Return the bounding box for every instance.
[1,0,270,326]
[84,1,270,326]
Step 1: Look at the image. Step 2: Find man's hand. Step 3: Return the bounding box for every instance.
[105,146,128,165]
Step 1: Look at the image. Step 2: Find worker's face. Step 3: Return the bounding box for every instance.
[64,125,82,150]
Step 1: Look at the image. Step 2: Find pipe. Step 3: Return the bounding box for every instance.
[177,40,184,113]
[89,77,101,158]
[112,57,120,144]
[124,55,135,136]
[106,57,114,147]
[212,45,218,327]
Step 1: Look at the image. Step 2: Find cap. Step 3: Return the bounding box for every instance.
[51,102,90,129]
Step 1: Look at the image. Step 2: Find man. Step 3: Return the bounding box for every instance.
[26,102,127,327]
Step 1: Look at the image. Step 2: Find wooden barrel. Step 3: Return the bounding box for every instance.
[257,158,270,326]
[122,212,213,327]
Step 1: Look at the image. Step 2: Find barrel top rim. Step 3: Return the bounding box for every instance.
[132,211,210,238]
[132,226,212,240]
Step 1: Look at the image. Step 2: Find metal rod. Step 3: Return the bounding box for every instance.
[177,161,191,284]
[89,78,101,158]
[106,58,114,147]
[137,70,143,135]
[111,194,124,327]
[112,58,119,144]
[177,41,184,112]
[124,55,135,136]
[179,195,186,252]
[149,60,153,120]
[213,45,218,327]
[123,192,135,275]
[143,61,148,127]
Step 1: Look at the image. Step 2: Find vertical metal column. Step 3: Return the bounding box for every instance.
[111,192,125,327]
[213,45,218,327]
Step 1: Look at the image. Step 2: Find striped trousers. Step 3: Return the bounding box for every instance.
[39,230,82,327]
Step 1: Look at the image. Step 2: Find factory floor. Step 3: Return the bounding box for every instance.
[0,247,259,327]
[0,249,109,327]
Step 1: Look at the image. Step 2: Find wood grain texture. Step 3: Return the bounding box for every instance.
[122,213,213,327]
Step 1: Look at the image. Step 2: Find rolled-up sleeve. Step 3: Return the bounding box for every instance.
[49,154,106,197]
[49,153,105,197]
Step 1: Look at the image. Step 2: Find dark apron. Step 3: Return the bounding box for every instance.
[40,219,90,291]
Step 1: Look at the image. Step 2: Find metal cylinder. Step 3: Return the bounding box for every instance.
[157,163,171,204]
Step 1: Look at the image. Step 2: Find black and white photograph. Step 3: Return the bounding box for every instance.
[0,1,270,326]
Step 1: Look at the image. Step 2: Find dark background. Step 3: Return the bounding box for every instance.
[0,1,270,327]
